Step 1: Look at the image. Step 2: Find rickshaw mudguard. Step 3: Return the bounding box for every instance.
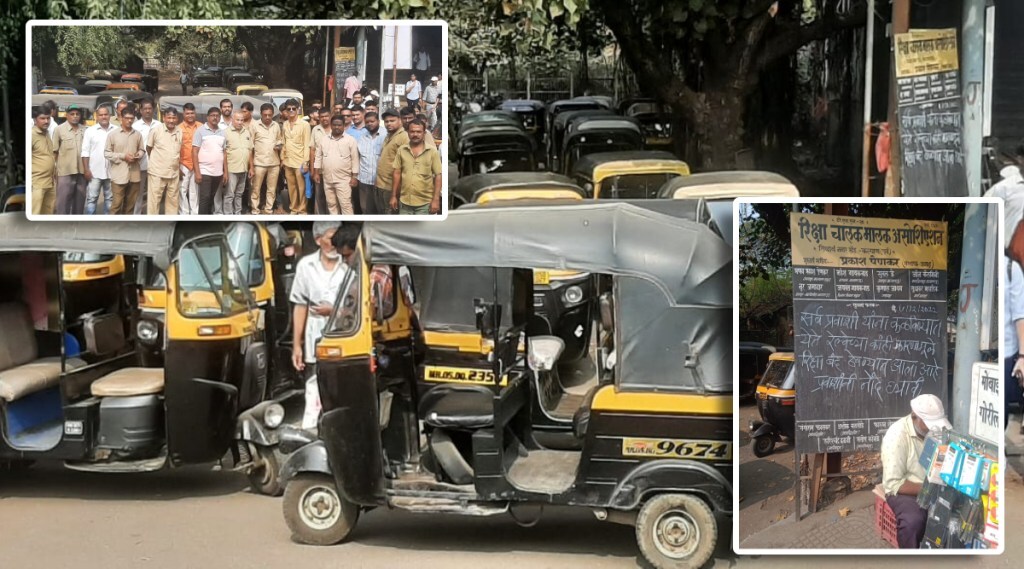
[279,440,332,484]
[608,459,732,514]
[317,358,387,507]
[750,421,775,439]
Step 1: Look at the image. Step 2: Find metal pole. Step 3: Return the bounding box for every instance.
[379,28,387,108]
[951,203,988,432]
[323,28,330,109]
[526,71,531,100]
[860,0,876,197]
[392,27,399,108]
[962,0,985,197]
[886,0,911,197]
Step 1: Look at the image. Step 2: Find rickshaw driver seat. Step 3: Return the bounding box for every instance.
[418,384,495,430]
[90,368,165,397]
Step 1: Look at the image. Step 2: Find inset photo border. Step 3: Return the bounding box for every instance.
[25,19,449,221]
[733,197,1005,556]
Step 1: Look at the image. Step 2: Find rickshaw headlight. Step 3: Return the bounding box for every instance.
[263,403,285,429]
[563,285,584,306]
[137,320,160,344]
[528,335,565,372]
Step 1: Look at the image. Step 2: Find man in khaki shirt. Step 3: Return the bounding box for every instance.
[391,119,442,215]
[309,109,328,214]
[145,108,183,215]
[53,105,86,214]
[281,98,311,214]
[375,109,408,214]
[30,109,56,215]
[251,103,283,214]
[104,106,145,215]
[224,110,255,215]
[313,115,360,215]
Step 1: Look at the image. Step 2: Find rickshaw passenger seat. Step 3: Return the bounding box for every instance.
[419,384,495,430]
[90,368,165,397]
[0,302,87,402]
[571,384,601,439]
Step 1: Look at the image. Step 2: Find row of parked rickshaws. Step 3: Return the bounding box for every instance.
[454,95,677,178]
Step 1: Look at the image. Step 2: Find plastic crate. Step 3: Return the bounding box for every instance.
[873,485,899,548]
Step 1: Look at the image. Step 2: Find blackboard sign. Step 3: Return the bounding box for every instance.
[894,29,967,197]
[334,47,357,99]
[791,213,949,454]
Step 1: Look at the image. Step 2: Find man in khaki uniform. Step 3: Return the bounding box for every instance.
[251,103,283,214]
[313,115,360,215]
[374,109,408,215]
[281,98,311,214]
[53,104,86,214]
[104,106,145,215]
[224,110,255,215]
[30,109,56,215]
[145,108,183,215]
[309,109,328,214]
[390,119,442,215]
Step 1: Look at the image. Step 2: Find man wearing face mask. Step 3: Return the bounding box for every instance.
[290,222,349,380]
[880,394,951,549]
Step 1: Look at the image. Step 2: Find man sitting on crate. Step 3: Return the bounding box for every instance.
[880,394,951,548]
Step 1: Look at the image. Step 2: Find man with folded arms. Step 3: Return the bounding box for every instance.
[313,114,359,215]
[144,107,183,215]
[104,106,144,215]
[52,104,86,214]
[251,102,283,215]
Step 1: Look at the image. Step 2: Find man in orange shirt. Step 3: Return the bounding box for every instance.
[177,102,201,214]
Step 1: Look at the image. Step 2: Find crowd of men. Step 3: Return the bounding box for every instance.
[29,88,443,216]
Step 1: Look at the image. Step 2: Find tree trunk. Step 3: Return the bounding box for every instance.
[686,87,747,171]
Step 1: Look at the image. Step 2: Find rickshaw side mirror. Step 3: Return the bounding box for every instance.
[473,298,501,339]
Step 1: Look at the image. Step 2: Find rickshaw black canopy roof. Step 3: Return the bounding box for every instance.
[31,94,114,111]
[553,109,614,132]
[365,202,730,307]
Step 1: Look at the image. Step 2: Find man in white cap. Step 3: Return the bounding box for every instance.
[880,393,951,548]
[423,76,441,130]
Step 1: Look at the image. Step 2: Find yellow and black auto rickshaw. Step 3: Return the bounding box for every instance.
[572,151,690,199]
[750,351,795,457]
[278,202,733,569]
[31,94,115,127]
[0,216,294,494]
[1,186,26,212]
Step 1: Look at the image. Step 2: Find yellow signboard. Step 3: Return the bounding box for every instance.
[790,212,947,270]
[334,47,356,63]
[894,29,959,78]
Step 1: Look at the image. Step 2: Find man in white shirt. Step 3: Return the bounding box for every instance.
[132,98,158,214]
[81,104,117,214]
[1005,255,1024,428]
[290,222,349,377]
[880,394,950,548]
[405,74,422,111]
[423,77,441,130]
[984,155,1024,248]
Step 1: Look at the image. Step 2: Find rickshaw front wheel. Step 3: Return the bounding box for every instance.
[635,493,716,569]
[247,446,283,497]
[751,435,776,458]
[283,474,359,545]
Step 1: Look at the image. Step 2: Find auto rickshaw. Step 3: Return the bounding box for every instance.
[459,110,522,132]
[750,351,795,457]
[1,186,25,212]
[191,72,221,89]
[236,84,270,97]
[264,89,305,118]
[572,151,690,199]
[450,174,594,368]
[618,98,675,149]
[659,171,801,247]
[456,124,536,177]
[546,98,606,140]
[737,341,777,400]
[31,94,114,127]
[560,116,644,176]
[548,109,614,173]
[142,68,160,92]
[499,99,546,144]
[40,87,78,96]
[279,201,733,569]
[0,216,296,494]
[105,82,142,92]
[159,95,271,119]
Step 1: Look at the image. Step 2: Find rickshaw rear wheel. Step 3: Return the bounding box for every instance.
[635,493,716,569]
[752,435,776,458]
[283,474,359,545]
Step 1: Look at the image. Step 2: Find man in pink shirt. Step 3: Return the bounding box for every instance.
[343,73,362,105]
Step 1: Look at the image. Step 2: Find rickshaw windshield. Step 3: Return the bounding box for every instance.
[63,252,115,264]
[603,173,679,200]
[762,359,794,389]
[467,153,532,175]
[226,223,266,287]
[411,266,514,333]
[176,237,250,318]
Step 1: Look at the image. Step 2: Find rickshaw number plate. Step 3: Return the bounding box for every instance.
[533,271,550,285]
[424,365,508,386]
[621,438,731,460]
